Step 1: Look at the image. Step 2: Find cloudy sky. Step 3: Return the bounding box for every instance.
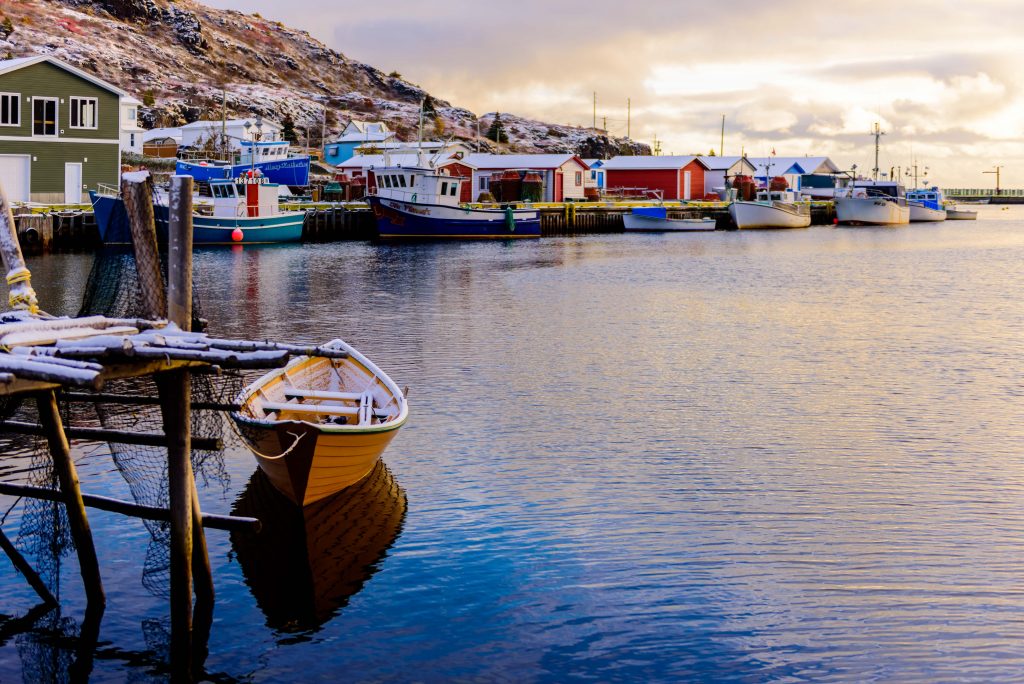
[204,0,1023,187]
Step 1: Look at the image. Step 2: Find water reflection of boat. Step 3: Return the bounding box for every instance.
[230,462,407,632]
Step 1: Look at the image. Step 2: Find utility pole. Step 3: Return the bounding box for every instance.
[720,114,725,157]
[593,92,596,130]
[320,107,326,154]
[602,116,607,134]
[627,98,631,139]
[983,165,1003,195]
[871,122,885,181]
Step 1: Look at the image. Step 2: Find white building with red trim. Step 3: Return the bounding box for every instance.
[457,153,590,202]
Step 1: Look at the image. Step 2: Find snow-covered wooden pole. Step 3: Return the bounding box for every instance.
[0,178,38,313]
[120,171,166,319]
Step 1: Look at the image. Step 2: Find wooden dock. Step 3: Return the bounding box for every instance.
[9,200,840,253]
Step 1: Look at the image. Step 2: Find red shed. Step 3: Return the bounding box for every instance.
[602,155,709,200]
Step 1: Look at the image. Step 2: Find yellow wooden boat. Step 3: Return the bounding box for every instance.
[231,339,408,506]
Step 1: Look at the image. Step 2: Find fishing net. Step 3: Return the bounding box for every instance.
[73,246,242,598]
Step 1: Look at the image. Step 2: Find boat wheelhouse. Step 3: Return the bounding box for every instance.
[366,162,540,239]
[729,189,811,229]
[176,140,311,187]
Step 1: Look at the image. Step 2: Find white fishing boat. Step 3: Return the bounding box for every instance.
[835,180,910,226]
[623,207,716,232]
[906,187,947,222]
[729,189,811,229]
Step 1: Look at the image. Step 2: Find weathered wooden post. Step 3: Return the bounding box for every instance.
[0,180,39,314]
[121,171,167,319]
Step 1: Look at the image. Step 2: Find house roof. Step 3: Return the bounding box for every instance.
[697,156,753,172]
[142,127,182,143]
[337,154,430,169]
[602,155,708,171]
[356,140,444,150]
[0,55,130,97]
[343,120,392,135]
[745,156,840,175]
[461,153,588,170]
[182,118,282,130]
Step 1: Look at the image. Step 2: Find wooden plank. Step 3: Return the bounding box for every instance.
[0,482,260,532]
[0,420,222,451]
[284,389,365,402]
[261,401,360,416]
[1,325,139,348]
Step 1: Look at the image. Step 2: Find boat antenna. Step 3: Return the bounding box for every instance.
[417,97,425,167]
[871,121,885,181]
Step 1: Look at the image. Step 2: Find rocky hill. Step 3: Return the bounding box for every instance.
[0,0,649,157]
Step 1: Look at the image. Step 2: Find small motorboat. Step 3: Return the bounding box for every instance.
[231,339,408,506]
[623,207,716,232]
[835,180,910,226]
[944,205,978,220]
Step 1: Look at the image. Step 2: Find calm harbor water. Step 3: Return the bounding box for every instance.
[1,207,1023,681]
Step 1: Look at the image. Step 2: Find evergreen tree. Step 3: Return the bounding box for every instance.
[281,114,298,144]
[486,113,508,144]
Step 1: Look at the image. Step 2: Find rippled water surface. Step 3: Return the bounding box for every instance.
[1,208,1023,681]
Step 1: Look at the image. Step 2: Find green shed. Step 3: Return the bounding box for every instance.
[0,55,128,204]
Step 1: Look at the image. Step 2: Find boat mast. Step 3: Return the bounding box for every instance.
[417,98,425,167]
[871,122,885,181]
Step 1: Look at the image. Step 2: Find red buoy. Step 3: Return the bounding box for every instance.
[231,228,244,242]
[833,217,839,225]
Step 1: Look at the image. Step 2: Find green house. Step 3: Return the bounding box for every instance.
[0,55,128,204]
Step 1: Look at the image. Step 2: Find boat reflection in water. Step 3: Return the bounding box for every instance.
[230,461,407,632]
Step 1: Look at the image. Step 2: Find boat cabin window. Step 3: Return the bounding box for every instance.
[450,183,458,196]
[397,175,407,188]
[381,175,391,188]
[441,181,448,195]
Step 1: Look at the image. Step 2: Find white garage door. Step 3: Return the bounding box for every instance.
[0,155,30,203]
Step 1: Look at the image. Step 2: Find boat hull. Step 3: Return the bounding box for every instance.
[232,340,409,507]
[945,208,977,220]
[622,214,715,232]
[908,204,947,222]
[90,192,305,245]
[729,201,811,229]
[176,156,311,186]
[367,196,540,239]
[835,197,910,225]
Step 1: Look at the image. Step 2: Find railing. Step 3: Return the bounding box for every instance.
[945,188,1024,197]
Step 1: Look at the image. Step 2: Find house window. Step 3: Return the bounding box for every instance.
[127,106,137,122]
[70,97,98,129]
[0,93,19,126]
[327,145,339,156]
[130,132,136,147]
[575,171,583,186]
[479,177,489,190]
[32,98,57,136]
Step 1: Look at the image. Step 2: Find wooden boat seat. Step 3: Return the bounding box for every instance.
[284,389,366,402]
[261,401,360,417]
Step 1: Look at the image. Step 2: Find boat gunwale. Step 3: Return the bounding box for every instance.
[231,338,409,434]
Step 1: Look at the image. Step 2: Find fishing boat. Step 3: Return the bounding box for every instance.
[176,140,311,187]
[834,180,910,226]
[729,189,811,229]
[90,175,305,245]
[231,338,408,507]
[906,187,948,222]
[365,162,540,239]
[623,207,716,232]
[231,462,407,631]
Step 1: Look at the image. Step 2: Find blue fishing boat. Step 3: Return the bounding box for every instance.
[176,140,311,187]
[906,187,948,222]
[90,177,305,245]
[365,162,539,239]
